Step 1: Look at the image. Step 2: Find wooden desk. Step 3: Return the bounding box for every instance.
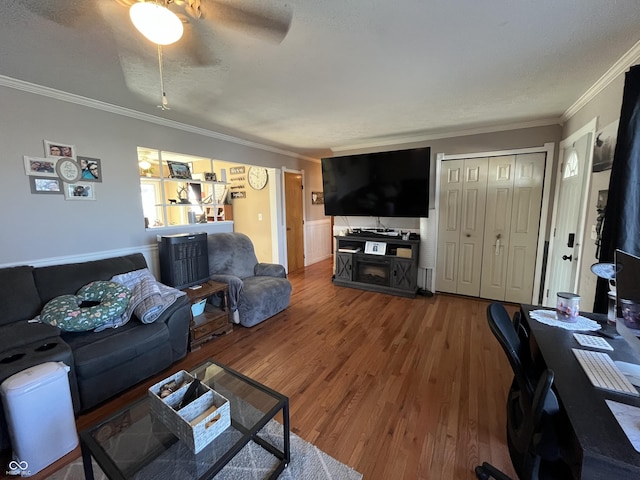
[521,305,640,479]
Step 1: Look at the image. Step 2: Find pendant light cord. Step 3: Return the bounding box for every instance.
[157,43,170,110]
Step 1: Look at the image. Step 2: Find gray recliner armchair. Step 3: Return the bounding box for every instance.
[207,232,292,327]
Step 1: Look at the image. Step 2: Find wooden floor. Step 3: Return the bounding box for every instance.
[8,259,519,480]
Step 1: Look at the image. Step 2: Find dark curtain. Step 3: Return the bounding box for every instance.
[594,64,640,313]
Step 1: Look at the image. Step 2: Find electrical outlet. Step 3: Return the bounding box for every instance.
[258,213,263,221]
[590,225,597,240]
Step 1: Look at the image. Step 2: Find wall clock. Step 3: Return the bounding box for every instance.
[55,157,82,183]
[248,167,268,190]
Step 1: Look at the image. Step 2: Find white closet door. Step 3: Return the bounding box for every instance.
[480,156,516,300]
[456,158,488,297]
[504,152,545,303]
[436,159,464,294]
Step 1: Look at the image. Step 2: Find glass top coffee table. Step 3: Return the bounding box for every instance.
[80,360,290,480]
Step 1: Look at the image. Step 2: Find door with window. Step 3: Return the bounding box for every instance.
[544,130,593,306]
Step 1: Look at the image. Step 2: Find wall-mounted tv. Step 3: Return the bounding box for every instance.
[321,147,430,218]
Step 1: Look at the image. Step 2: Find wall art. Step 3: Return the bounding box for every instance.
[167,160,192,179]
[592,120,619,172]
[44,140,75,159]
[311,191,324,204]
[78,156,102,182]
[29,177,63,195]
[64,182,96,201]
[24,156,57,177]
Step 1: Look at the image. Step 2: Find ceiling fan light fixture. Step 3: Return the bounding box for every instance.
[130,2,184,45]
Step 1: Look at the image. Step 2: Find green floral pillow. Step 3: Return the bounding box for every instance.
[40,281,131,332]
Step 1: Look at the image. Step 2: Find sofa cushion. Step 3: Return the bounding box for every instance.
[62,321,169,378]
[208,233,259,279]
[0,266,42,325]
[238,276,292,327]
[33,253,147,304]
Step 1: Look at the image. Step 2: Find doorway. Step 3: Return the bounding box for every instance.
[284,171,305,273]
[543,119,596,306]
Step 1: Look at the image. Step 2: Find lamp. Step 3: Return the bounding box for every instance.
[130,1,184,45]
[138,159,153,176]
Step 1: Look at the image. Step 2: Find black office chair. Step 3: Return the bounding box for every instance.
[476,369,560,480]
[475,303,573,480]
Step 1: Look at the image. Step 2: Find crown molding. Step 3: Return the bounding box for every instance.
[0,75,318,163]
[330,117,561,154]
[562,40,640,122]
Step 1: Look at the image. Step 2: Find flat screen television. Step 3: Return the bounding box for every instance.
[321,147,430,217]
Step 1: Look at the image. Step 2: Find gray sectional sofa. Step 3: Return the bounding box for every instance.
[0,253,191,452]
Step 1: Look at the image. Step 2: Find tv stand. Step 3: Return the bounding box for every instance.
[333,234,420,298]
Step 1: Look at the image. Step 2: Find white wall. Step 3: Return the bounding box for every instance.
[0,85,317,267]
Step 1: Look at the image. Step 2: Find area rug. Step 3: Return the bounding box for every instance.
[46,419,362,480]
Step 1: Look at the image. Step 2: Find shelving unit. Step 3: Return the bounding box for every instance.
[138,148,231,229]
[333,234,420,297]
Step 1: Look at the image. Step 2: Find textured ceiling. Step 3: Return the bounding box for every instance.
[1,0,640,158]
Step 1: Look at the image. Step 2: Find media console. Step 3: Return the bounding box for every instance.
[333,234,420,297]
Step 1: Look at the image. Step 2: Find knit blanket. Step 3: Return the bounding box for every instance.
[93,268,185,331]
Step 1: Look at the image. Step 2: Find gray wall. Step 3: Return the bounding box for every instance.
[0,86,316,266]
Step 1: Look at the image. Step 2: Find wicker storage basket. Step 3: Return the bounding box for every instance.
[148,370,231,453]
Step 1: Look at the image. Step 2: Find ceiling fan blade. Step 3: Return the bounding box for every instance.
[19,0,98,27]
[164,19,220,67]
[200,0,293,43]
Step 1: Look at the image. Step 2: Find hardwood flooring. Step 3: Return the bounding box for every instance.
[5,259,519,480]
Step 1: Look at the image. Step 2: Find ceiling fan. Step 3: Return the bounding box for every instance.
[21,0,293,65]
[21,0,292,109]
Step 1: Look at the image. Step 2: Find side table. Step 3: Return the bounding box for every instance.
[183,280,232,350]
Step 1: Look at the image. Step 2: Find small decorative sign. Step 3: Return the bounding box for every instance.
[229,166,245,175]
[230,191,246,199]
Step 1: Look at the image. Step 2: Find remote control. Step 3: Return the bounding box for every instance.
[178,379,201,409]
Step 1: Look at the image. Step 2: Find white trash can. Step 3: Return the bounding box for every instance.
[1,362,78,476]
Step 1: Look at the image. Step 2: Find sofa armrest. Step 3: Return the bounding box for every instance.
[0,321,61,351]
[255,263,287,278]
[154,295,191,361]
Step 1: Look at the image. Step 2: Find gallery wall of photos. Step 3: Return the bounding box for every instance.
[23,140,102,200]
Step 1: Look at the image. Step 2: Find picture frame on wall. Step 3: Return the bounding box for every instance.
[23,156,58,177]
[29,177,63,195]
[592,120,619,172]
[167,161,192,179]
[64,182,96,201]
[78,156,102,182]
[44,140,75,159]
[311,191,324,204]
